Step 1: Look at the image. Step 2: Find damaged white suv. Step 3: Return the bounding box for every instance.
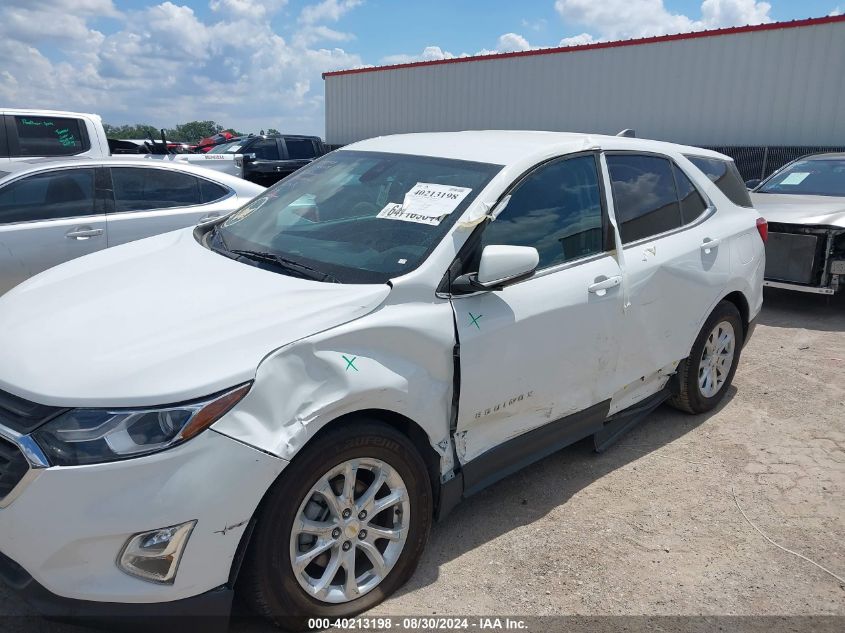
[0,132,765,628]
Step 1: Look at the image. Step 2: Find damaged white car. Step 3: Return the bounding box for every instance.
[750,152,845,295]
[0,132,765,629]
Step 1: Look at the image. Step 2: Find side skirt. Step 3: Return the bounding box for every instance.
[593,388,671,453]
[460,400,610,498]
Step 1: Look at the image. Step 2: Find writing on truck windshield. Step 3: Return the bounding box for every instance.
[214,150,502,284]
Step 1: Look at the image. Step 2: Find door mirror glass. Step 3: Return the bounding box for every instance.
[453,245,539,292]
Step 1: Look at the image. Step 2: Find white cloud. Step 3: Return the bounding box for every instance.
[831,6,843,16]
[299,0,363,25]
[521,18,547,31]
[0,0,363,137]
[209,0,288,19]
[554,0,771,41]
[381,46,457,66]
[558,33,595,46]
[495,33,532,53]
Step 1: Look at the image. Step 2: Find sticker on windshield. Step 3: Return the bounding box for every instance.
[780,172,810,185]
[402,183,472,217]
[377,203,445,225]
[376,183,473,226]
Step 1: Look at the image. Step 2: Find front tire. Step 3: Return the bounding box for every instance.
[238,421,432,630]
[669,301,743,414]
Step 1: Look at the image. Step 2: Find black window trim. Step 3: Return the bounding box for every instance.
[603,150,715,250]
[0,115,8,158]
[683,153,752,207]
[0,165,102,226]
[443,150,614,296]
[104,166,234,215]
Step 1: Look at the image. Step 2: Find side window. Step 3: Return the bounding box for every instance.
[285,138,317,160]
[199,178,229,203]
[673,165,708,223]
[111,168,201,212]
[249,139,280,160]
[685,155,753,208]
[606,154,681,244]
[0,168,95,223]
[481,154,604,269]
[12,116,90,157]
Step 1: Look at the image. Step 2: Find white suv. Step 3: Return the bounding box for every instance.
[0,132,765,628]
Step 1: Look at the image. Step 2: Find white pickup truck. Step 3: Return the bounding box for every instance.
[0,108,247,179]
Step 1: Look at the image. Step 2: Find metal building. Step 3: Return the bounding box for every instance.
[323,15,845,148]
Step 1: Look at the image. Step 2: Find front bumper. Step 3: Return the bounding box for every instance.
[1,549,232,631]
[0,429,285,607]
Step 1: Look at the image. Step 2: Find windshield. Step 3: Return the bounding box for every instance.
[758,158,845,197]
[208,141,245,154]
[215,150,502,283]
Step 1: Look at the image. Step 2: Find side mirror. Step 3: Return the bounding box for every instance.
[745,178,761,190]
[243,153,257,163]
[451,245,539,293]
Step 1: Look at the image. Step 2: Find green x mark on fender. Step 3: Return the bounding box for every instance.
[468,312,483,329]
[342,355,359,371]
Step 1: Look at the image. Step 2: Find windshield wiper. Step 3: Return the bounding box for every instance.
[230,249,341,283]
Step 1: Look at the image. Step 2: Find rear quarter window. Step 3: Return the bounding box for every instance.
[685,155,752,208]
[11,116,91,157]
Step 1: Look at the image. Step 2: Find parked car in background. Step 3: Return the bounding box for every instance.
[0,132,764,627]
[0,158,264,294]
[749,153,845,294]
[0,109,109,162]
[207,133,326,186]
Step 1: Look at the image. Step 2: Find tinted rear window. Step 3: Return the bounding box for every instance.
[286,138,317,160]
[686,155,752,208]
[199,178,229,203]
[12,116,90,157]
[110,167,202,212]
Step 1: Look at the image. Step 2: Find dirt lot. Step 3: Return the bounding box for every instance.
[2,288,843,632]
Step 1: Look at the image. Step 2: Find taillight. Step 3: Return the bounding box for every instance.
[756,217,768,243]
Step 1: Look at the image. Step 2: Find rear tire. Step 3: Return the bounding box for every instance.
[669,301,743,414]
[238,421,432,631]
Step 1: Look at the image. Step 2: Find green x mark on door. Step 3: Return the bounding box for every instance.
[342,355,358,371]
[468,312,483,329]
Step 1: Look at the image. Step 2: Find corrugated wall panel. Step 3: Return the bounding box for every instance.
[325,20,845,147]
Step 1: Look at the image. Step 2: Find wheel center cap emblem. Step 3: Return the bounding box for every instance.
[345,522,360,538]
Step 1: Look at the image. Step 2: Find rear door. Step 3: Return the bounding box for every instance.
[105,166,232,246]
[280,137,320,175]
[0,166,106,294]
[604,153,730,413]
[451,153,622,490]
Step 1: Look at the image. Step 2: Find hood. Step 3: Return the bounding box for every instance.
[0,229,390,407]
[750,193,845,228]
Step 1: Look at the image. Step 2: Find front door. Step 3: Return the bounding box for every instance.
[450,153,623,490]
[0,167,106,295]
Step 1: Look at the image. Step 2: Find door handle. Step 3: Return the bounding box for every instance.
[700,238,721,253]
[588,275,622,294]
[66,228,103,240]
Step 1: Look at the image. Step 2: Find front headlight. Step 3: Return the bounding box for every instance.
[32,384,251,466]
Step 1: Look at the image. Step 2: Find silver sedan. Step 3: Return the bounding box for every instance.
[0,158,265,294]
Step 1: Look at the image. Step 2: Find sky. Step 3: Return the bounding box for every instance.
[0,0,842,137]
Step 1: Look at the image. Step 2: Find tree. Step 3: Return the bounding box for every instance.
[103,120,245,143]
[267,128,280,135]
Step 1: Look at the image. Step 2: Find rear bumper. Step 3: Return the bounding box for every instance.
[0,549,232,632]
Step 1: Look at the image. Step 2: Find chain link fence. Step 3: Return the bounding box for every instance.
[704,146,845,182]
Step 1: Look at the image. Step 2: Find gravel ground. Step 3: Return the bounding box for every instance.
[2,288,843,632]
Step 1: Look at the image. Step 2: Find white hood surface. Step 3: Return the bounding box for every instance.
[751,193,845,228]
[0,228,390,407]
